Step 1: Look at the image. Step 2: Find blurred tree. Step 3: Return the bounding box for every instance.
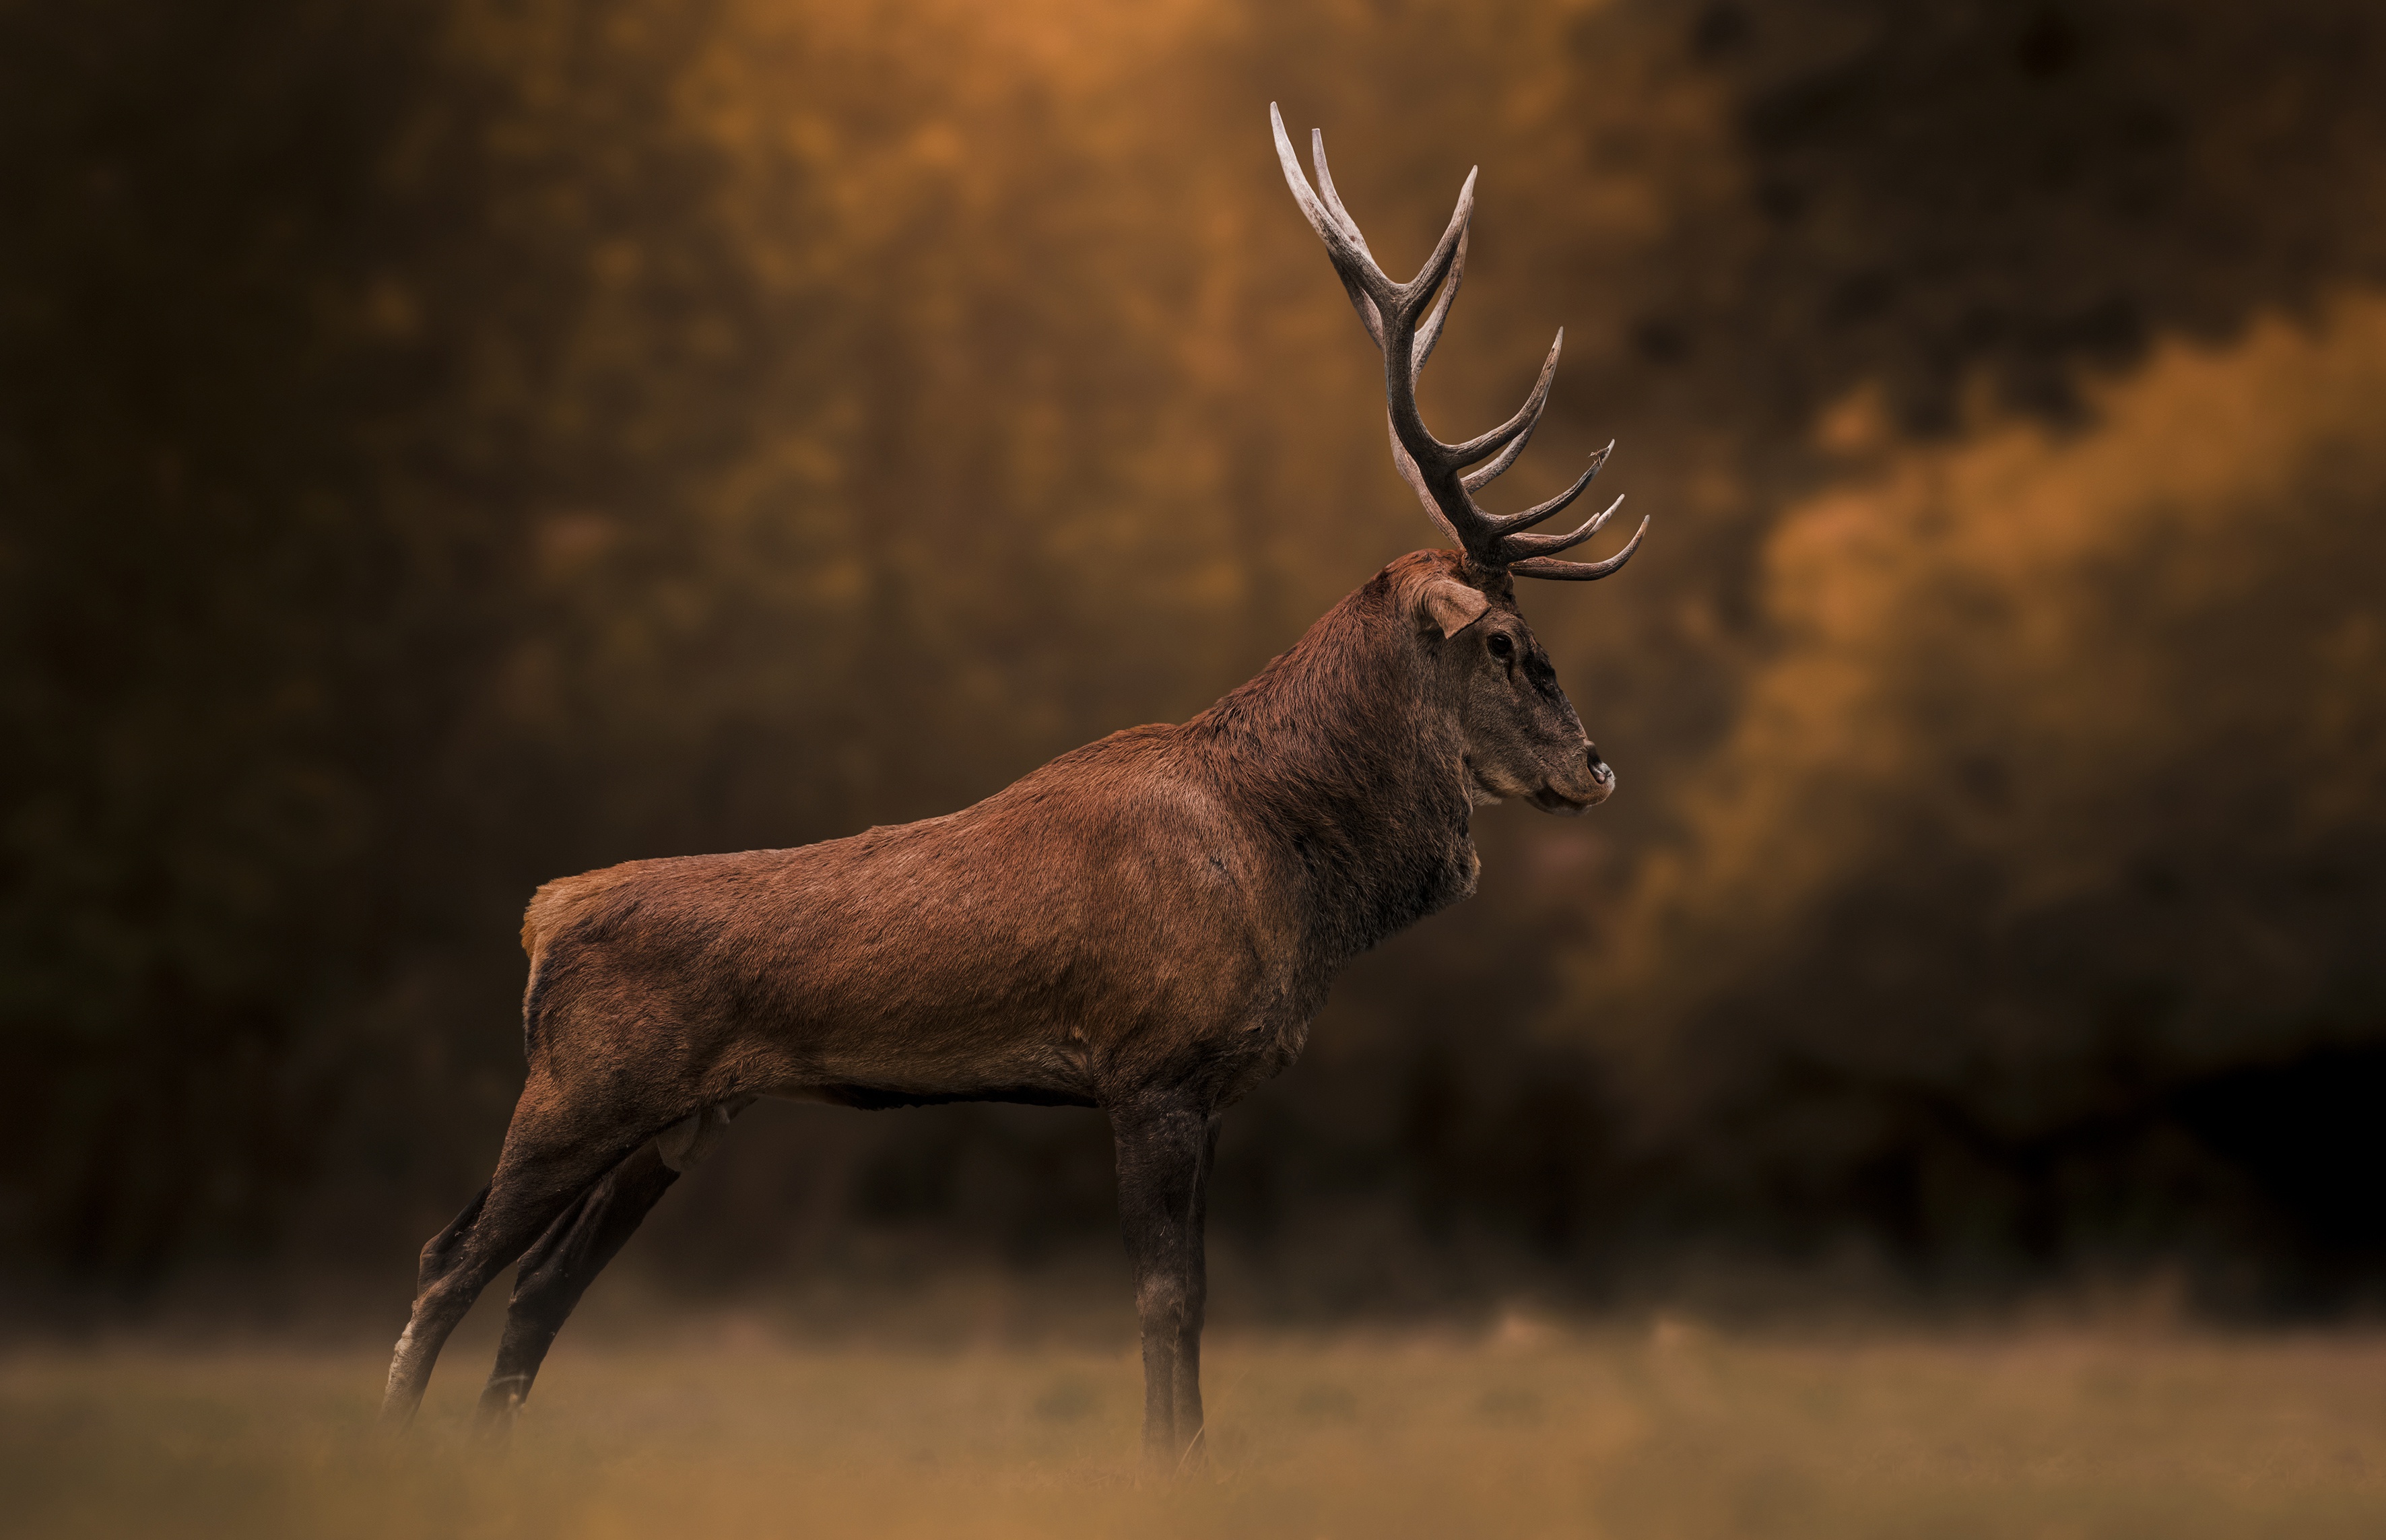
[0,0,487,1272]
[1570,298,2386,1291]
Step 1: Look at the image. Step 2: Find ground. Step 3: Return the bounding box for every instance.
[5,1322,2384,1537]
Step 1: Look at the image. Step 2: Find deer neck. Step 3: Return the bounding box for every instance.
[1189,573,1479,962]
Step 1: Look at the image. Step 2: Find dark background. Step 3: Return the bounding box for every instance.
[5,0,2383,1323]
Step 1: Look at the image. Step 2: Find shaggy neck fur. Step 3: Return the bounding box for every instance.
[1184,553,1480,962]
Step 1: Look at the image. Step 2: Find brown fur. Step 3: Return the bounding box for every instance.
[380,549,1616,1466]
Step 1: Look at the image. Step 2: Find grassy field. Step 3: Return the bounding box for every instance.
[5,1320,2383,1538]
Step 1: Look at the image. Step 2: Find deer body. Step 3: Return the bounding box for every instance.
[382,108,1649,1469]
[521,555,1478,1125]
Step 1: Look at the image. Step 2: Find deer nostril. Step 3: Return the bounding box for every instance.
[1586,747,1610,782]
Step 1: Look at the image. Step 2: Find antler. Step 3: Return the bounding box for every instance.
[1271,104,1647,582]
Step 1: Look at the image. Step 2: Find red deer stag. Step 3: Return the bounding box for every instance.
[380,104,1649,1467]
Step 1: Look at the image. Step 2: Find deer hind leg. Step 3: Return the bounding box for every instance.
[470,1141,680,1437]
[379,1077,652,1429]
[473,1098,752,1438]
[1112,1096,1212,1473]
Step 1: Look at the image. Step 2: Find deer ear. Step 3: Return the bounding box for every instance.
[1418,577,1491,639]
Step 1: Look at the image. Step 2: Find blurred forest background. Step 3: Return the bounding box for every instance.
[3,0,2383,1320]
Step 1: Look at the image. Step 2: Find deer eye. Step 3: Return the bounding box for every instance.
[1486,632,1514,661]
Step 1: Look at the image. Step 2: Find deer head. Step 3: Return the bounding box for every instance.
[1273,104,1644,813]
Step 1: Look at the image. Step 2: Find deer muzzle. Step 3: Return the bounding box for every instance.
[1531,745,1615,815]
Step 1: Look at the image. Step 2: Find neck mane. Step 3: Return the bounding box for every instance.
[1183,556,1479,962]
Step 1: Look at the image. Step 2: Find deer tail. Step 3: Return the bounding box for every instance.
[518,874,602,1059]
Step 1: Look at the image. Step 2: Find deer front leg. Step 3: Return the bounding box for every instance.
[1171,1114,1222,1466]
[1111,1096,1209,1472]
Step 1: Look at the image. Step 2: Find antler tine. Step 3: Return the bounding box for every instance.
[1404,174,1474,331]
[1412,223,1466,381]
[1496,494,1626,558]
[1273,106,1391,346]
[1271,106,1366,275]
[1443,328,1562,471]
[1470,431,1603,498]
[1305,127,1398,348]
[1459,401,1536,492]
[1308,129,1372,260]
[1506,513,1651,580]
[1480,441,1613,533]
